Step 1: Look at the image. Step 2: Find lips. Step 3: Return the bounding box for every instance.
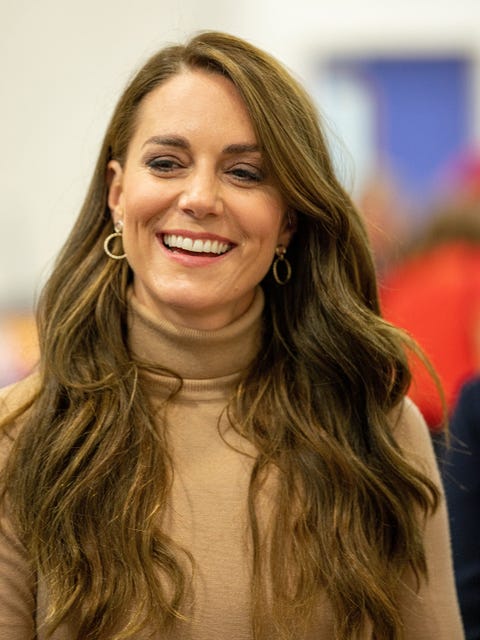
[162,233,233,255]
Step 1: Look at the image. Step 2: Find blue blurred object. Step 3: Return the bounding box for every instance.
[325,56,472,212]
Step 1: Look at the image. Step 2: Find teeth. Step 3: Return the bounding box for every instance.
[163,234,230,255]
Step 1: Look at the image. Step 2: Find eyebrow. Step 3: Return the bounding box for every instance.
[142,136,188,150]
[224,143,260,155]
[142,136,261,155]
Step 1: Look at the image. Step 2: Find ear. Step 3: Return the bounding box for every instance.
[277,209,297,248]
[107,160,124,223]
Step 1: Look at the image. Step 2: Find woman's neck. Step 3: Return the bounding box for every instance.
[127,286,265,381]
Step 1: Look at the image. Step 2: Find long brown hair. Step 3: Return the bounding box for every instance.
[1,31,438,639]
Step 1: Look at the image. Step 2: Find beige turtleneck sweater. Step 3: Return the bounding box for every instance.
[0,289,464,639]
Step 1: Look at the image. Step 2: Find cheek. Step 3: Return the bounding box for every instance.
[239,191,284,234]
[123,192,159,226]
[121,195,157,256]
[252,208,285,245]
[122,174,173,220]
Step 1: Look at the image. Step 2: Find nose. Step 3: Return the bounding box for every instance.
[177,166,224,218]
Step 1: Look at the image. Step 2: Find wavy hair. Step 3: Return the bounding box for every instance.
[1,31,439,639]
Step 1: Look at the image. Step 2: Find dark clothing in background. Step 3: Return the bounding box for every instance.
[443,377,480,640]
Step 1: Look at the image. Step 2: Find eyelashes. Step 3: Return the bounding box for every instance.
[145,155,265,184]
[227,167,264,183]
[146,157,182,172]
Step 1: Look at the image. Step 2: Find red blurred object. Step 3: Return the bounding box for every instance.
[381,241,480,429]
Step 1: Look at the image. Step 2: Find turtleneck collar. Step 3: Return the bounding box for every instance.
[127,287,265,382]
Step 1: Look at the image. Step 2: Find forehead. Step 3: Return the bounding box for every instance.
[130,70,258,145]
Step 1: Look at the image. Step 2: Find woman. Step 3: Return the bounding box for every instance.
[0,31,463,640]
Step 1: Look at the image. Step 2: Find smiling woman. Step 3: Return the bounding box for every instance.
[0,31,464,640]
[106,70,292,330]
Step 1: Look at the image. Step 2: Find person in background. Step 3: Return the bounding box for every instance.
[443,376,480,640]
[381,201,480,430]
[356,171,410,278]
[0,31,463,640]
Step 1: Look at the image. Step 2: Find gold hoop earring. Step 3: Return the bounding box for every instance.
[272,245,292,285]
[104,220,126,260]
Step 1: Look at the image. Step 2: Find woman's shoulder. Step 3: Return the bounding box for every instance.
[391,396,429,436]
[389,397,439,475]
[0,373,40,464]
[0,372,40,418]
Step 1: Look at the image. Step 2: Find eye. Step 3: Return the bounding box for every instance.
[146,156,183,173]
[228,165,264,183]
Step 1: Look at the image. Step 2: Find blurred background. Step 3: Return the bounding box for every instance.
[2,0,480,405]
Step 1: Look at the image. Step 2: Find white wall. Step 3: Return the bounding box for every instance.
[1,0,480,308]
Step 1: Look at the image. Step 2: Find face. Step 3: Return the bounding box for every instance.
[108,69,294,330]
